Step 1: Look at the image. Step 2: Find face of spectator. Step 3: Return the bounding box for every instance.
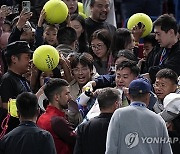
[143,42,154,59]
[154,26,174,48]
[12,53,31,74]
[57,86,71,109]
[91,38,108,60]
[72,63,92,87]
[115,67,137,89]
[154,77,177,100]
[43,27,58,46]
[70,19,84,39]
[63,0,78,14]
[90,0,110,22]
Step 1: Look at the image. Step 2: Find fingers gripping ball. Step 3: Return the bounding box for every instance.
[33,45,59,72]
[43,0,68,24]
[127,13,153,38]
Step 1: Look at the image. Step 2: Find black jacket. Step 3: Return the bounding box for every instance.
[149,41,180,83]
[74,113,113,154]
[0,121,57,154]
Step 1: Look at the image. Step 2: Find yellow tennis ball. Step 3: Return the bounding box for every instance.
[43,0,68,24]
[78,2,84,13]
[127,13,153,38]
[33,45,59,72]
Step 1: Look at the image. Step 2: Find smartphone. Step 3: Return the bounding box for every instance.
[137,22,142,28]
[22,1,31,13]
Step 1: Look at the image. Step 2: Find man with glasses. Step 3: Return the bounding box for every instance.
[85,0,116,40]
[153,68,180,154]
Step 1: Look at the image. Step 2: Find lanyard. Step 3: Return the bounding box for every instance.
[130,102,146,108]
[19,79,31,92]
[159,48,169,65]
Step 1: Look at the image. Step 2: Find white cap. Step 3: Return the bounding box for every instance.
[163,93,180,114]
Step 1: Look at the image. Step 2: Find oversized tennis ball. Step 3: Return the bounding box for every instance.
[33,45,59,72]
[127,13,153,38]
[78,2,84,13]
[43,0,68,24]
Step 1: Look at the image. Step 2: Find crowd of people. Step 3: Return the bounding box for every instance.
[0,0,180,154]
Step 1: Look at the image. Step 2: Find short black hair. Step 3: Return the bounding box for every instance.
[16,92,38,118]
[44,78,69,102]
[116,60,140,77]
[97,87,121,110]
[153,14,178,35]
[57,27,77,45]
[143,33,157,47]
[156,68,178,84]
[70,52,93,71]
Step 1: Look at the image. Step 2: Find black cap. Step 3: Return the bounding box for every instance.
[5,41,33,57]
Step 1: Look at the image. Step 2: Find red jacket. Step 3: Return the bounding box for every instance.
[37,105,76,154]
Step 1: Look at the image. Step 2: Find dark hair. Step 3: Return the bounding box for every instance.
[57,27,77,45]
[70,52,93,71]
[5,53,21,66]
[143,33,157,47]
[153,14,178,35]
[70,14,89,53]
[115,49,137,63]
[116,60,140,77]
[90,0,96,7]
[110,28,132,57]
[44,78,69,102]
[43,24,59,31]
[156,68,178,84]
[16,92,38,118]
[97,87,121,110]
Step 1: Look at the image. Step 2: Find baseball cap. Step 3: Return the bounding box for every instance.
[5,41,33,56]
[160,93,180,122]
[129,78,151,95]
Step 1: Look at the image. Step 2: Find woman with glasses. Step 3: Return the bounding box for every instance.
[90,28,112,75]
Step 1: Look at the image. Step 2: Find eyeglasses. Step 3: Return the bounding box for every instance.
[73,67,89,74]
[91,43,104,51]
[153,83,167,88]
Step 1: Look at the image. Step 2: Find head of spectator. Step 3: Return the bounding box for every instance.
[43,24,58,46]
[63,0,78,15]
[153,68,178,100]
[115,60,140,89]
[128,78,151,106]
[71,52,94,89]
[90,29,112,61]
[114,49,137,67]
[0,32,10,50]
[143,33,157,59]
[89,0,110,22]
[90,29,112,74]
[153,14,178,48]
[97,87,121,113]
[16,92,39,122]
[110,28,135,58]
[4,41,33,75]
[70,14,88,53]
[44,78,71,110]
[57,27,77,51]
